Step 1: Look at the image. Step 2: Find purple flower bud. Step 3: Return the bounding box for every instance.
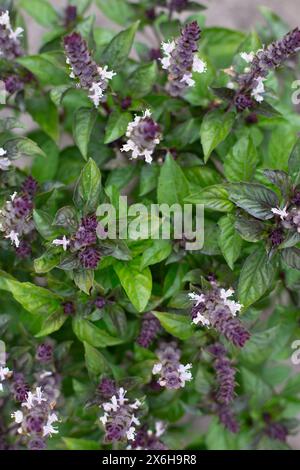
[269,228,284,246]
[0,11,23,60]
[25,412,45,434]
[217,404,239,433]
[149,48,162,61]
[11,374,29,402]
[62,301,76,315]
[36,343,53,364]
[145,8,156,21]
[234,93,253,112]
[15,240,31,258]
[137,312,160,348]
[64,5,77,28]
[12,194,33,218]
[292,191,300,206]
[208,343,236,405]
[130,424,167,450]
[98,377,117,400]
[170,0,189,12]
[95,296,106,309]
[211,306,250,348]
[4,75,23,94]
[121,96,132,110]
[21,176,38,198]
[78,246,101,269]
[153,342,192,390]
[28,437,46,450]
[64,33,99,89]
[264,418,288,442]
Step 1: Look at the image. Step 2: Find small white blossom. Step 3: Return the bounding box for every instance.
[52,235,69,251]
[0,366,11,381]
[88,82,104,107]
[5,230,20,247]
[240,51,255,63]
[192,311,210,327]
[43,413,59,437]
[21,391,36,410]
[271,205,289,220]
[155,421,166,437]
[98,65,116,81]
[220,288,242,316]
[9,26,23,41]
[0,11,10,28]
[188,292,205,306]
[152,363,162,375]
[35,387,47,405]
[0,148,7,157]
[192,55,207,73]
[181,73,195,87]
[160,40,176,69]
[126,426,136,441]
[178,363,193,387]
[251,76,265,102]
[0,157,11,171]
[11,410,23,424]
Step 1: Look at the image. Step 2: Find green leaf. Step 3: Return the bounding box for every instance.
[186,184,233,212]
[200,109,235,162]
[95,0,134,26]
[17,53,69,86]
[84,342,110,376]
[263,169,291,199]
[73,158,102,213]
[228,183,279,220]
[33,209,60,239]
[238,246,276,307]
[72,317,123,347]
[266,124,297,170]
[139,163,160,196]
[34,249,61,273]
[104,111,131,144]
[288,139,300,185]
[35,311,67,337]
[20,0,59,27]
[281,247,300,270]
[218,214,242,269]
[152,311,194,340]
[4,137,46,159]
[235,214,265,242]
[127,62,158,98]
[26,95,59,141]
[114,258,152,312]
[73,108,97,160]
[157,153,189,205]
[165,118,202,149]
[73,270,94,295]
[224,135,258,182]
[101,21,139,70]
[0,278,61,315]
[31,133,59,182]
[62,437,100,451]
[140,240,172,270]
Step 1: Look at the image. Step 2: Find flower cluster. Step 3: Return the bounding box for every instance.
[0,10,23,60]
[0,176,38,254]
[121,109,161,164]
[99,387,142,443]
[63,32,115,107]
[208,343,236,405]
[234,28,300,110]
[53,214,101,269]
[11,386,59,450]
[263,414,288,442]
[36,343,53,364]
[152,341,192,389]
[64,5,77,28]
[137,312,161,348]
[129,422,167,450]
[216,404,239,434]
[160,21,206,97]
[189,283,250,348]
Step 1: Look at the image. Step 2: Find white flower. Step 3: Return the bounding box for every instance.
[5,230,20,247]
[178,363,193,386]
[10,192,17,202]
[240,51,255,63]
[11,410,23,424]
[181,73,195,87]
[100,413,108,425]
[220,288,242,316]
[126,426,136,441]
[192,55,207,73]
[155,421,166,437]
[220,288,234,300]
[35,387,47,405]
[0,366,11,381]
[160,40,176,70]
[130,399,141,410]
[9,27,23,41]
[192,312,210,327]
[52,235,69,251]
[22,391,36,410]
[0,148,7,157]
[0,157,11,171]
[188,292,205,306]
[152,363,162,375]
[43,422,59,437]
[98,65,116,81]
[251,76,265,102]
[88,82,104,107]
[0,11,10,28]
[271,205,289,220]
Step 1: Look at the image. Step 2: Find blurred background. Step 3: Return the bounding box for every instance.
[25,0,299,52]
